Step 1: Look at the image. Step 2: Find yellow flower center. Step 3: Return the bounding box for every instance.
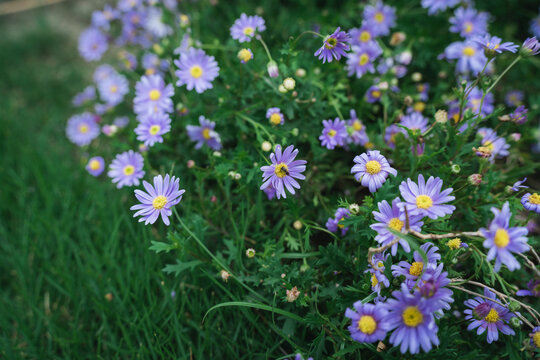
[533,331,540,348]
[416,195,433,209]
[388,217,404,232]
[464,22,473,33]
[274,163,289,178]
[374,12,384,23]
[358,315,377,334]
[110,85,118,93]
[365,142,374,149]
[243,26,254,36]
[529,193,540,205]
[409,261,423,276]
[269,113,282,125]
[152,195,168,210]
[447,238,461,250]
[237,49,252,62]
[352,120,363,131]
[202,128,211,140]
[358,54,369,66]
[190,65,203,79]
[338,217,345,229]
[484,308,499,323]
[328,129,337,137]
[325,37,337,49]
[79,124,89,134]
[365,160,381,175]
[149,125,161,135]
[89,160,100,171]
[371,274,378,287]
[371,90,382,98]
[360,31,371,42]
[462,46,476,56]
[377,261,384,268]
[414,102,426,112]
[494,228,510,248]
[123,165,135,175]
[145,68,156,75]
[149,89,161,101]
[402,306,423,327]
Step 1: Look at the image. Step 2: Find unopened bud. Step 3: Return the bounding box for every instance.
[468,174,483,186]
[261,141,272,152]
[267,60,279,78]
[283,77,296,90]
[293,220,302,230]
[389,31,406,46]
[278,84,287,93]
[435,109,448,124]
[404,96,413,106]
[411,72,422,82]
[220,270,230,282]
[246,248,256,258]
[295,68,306,77]
[348,203,360,215]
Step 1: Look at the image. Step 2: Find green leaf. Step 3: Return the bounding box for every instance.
[203,301,306,324]
[149,241,177,254]
[162,260,202,276]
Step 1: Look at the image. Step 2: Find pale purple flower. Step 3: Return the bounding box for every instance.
[78,27,108,61]
[467,87,494,116]
[516,279,540,297]
[98,73,129,105]
[532,13,540,38]
[363,1,396,36]
[345,302,391,343]
[130,174,185,226]
[351,150,397,193]
[521,37,540,56]
[134,113,171,147]
[418,264,454,313]
[347,110,369,146]
[477,128,510,162]
[134,75,174,116]
[398,174,456,220]
[91,4,118,30]
[114,116,130,128]
[86,156,105,176]
[319,118,348,149]
[73,85,96,106]
[314,27,351,63]
[326,208,351,236]
[108,150,145,188]
[230,13,266,43]
[174,48,219,93]
[346,43,383,78]
[510,178,528,192]
[93,64,117,84]
[421,0,459,15]
[66,112,100,147]
[449,7,489,38]
[444,40,487,75]
[266,107,284,126]
[186,116,222,150]
[505,90,524,107]
[366,85,382,103]
[509,105,528,124]
[480,202,529,272]
[384,124,403,149]
[400,112,429,135]
[391,242,441,287]
[260,145,307,199]
[522,193,540,214]
[364,252,391,296]
[473,34,518,55]
[349,25,376,47]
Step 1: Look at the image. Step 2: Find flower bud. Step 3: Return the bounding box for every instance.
[267,60,279,78]
[278,84,287,93]
[220,270,230,282]
[435,109,448,124]
[295,68,306,77]
[348,203,360,215]
[261,141,272,152]
[389,32,406,46]
[510,133,521,141]
[286,286,300,302]
[283,77,296,90]
[411,72,422,82]
[468,174,482,186]
[234,173,242,180]
[293,220,302,230]
[451,164,461,173]
[508,301,521,312]
[404,96,413,106]
[187,160,195,168]
[509,316,521,328]
[245,248,256,258]
[378,81,389,90]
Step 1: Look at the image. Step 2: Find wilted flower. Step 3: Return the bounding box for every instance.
[286,286,300,302]
[468,173,483,186]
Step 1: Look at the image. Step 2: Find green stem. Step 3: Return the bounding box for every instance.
[486,56,521,94]
[256,36,274,62]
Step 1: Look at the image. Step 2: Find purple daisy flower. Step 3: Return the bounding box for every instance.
[384,284,440,354]
[510,177,528,192]
[467,86,494,116]
[531,326,540,349]
[370,197,424,256]
[326,207,351,236]
[186,116,222,150]
[363,1,396,36]
[473,34,518,56]
[93,64,117,84]
[345,302,391,343]
[230,13,266,43]
[516,279,540,297]
[418,264,454,313]
[134,113,171,147]
[130,174,185,226]
[347,110,369,146]
[351,150,397,193]
[421,0,459,15]
[98,72,129,106]
[260,145,307,200]
[114,116,130,129]
[73,85,96,106]
[463,288,516,343]
[174,48,220,94]
[400,112,429,135]
[384,124,404,149]
[66,112,100,147]
[505,90,524,107]
[510,105,528,124]
[237,48,253,63]
[78,27,108,62]
[521,37,540,56]
[444,40,487,75]
[480,202,529,272]
[142,52,169,76]
[398,174,455,220]
[449,7,488,38]
[86,156,105,177]
[391,242,441,286]
[349,25,376,47]
[91,4,118,30]
[314,27,351,63]
[108,150,145,189]
[366,85,382,103]
[522,193,540,214]
[477,128,510,162]
[134,75,174,116]
[346,42,383,78]
[365,252,391,296]
[319,118,348,149]
[266,107,284,126]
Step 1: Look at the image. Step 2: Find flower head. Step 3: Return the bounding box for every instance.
[66,113,100,147]
[398,174,456,220]
[480,202,529,272]
[349,25,376,47]
[363,1,396,36]
[400,112,429,135]
[464,288,516,343]
[266,107,284,126]
[516,279,540,297]
[473,34,518,57]
[314,27,351,63]
[260,145,307,199]
[108,150,145,188]
[449,7,489,38]
[351,150,397,193]
[370,197,424,256]
[134,113,171,147]
[509,105,528,124]
[365,252,391,296]
[237,48,253,63]
[384,124,404,149]
[134,74,174,116]
[86,156,105,176]
[230,14,266,43]
[130,174,185,226]
[391,242,441,287]
[522,193,540,214]
[421,0,459,15]
[346,110,369,146]
[366,85,382,103]
[326,208,351,236]
[319,118,348,149]
[520,37,540,57]
[346,42,383,78]
[98,72,129,106]
[444,40,487,75]
[510,177,528,192]
[417,264,454,313]
[505,90,524,107]
[476,128,510,162]
[78,27,108,61]
[186,116,222,150]
[531,327,540,349]
[174,48,219,93]
[345,302,391,343]
[73,85,96,106]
